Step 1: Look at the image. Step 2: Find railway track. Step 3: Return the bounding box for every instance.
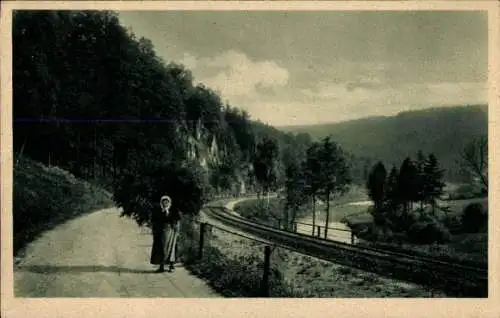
[203,205,488,297]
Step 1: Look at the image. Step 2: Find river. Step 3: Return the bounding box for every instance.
[296,200,373,244]
[224,197,372,245]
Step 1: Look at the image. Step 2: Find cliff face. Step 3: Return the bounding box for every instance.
[186,119,221,169]
[185,119,249,195]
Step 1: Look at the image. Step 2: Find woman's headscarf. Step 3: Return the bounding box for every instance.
[160,195,171,212]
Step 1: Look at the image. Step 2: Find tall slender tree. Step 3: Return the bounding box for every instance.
[284,161,307,230]
[317,136,351,239]
[253,136,279,208]
[366,161,388,210]
[385,165,400,209]
[416,150,427,210]
[398,157,419,213]
[423,153,446,214]
[303,142,322,236]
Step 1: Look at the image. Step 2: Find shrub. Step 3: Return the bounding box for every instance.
[183,244,295,297]
[356,223,389,242]
[368,205,387,227]
[440,214,462,233]
[461,203,487,233]
[406,215,452,244]
[177,218,296,297]
[177,215,200,264]
[386,208,419,233]
[113,161,209,226]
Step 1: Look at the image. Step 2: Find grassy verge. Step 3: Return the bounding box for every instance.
[177,216,297,297]
[177,216,443,297]
[233,197,310,227]
[13,157,114,257]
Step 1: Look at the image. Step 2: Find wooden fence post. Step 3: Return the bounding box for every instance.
[293,223,297,232]
[260,245,272,297]
[317,226,321,238]
[198,222,207,260]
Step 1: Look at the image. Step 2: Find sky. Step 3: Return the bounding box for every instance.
[118,11,488,127]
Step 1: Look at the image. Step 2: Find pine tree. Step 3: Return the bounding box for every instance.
[423,153,446,214]
[366,162,388,210]
[416,150,427,210]
[398,157,419,213]
[386,165,400,209]
[317,136,351,239]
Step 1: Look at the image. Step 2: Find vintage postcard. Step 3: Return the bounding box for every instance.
[1,1,499,317]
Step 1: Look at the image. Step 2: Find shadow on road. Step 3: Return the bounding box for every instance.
[16,265,158,274]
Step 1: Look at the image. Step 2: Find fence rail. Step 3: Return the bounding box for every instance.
[220,195,357,242]
[216,205,357,244]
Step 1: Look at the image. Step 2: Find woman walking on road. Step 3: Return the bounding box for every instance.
[150,195,180,273]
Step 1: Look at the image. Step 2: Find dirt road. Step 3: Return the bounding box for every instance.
[14,208,219,298]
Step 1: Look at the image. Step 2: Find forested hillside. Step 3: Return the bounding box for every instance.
[12,10,318,226]
[280,105,488,181]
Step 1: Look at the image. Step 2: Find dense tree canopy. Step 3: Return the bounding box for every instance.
[12,10,315,225]
[367,162,387,210]
[365,151,448,242]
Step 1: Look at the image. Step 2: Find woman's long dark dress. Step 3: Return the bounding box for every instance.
[150,207,180,265]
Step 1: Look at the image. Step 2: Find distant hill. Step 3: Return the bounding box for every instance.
[279,105,488,181]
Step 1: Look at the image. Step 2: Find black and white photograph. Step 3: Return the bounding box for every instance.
[1,0,498,313]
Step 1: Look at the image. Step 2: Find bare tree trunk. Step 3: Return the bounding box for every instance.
[266,190,270,209]
[283,204,288,231]
[324,190,330,239]
[312,195,316,236]
[291,206,297,230]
